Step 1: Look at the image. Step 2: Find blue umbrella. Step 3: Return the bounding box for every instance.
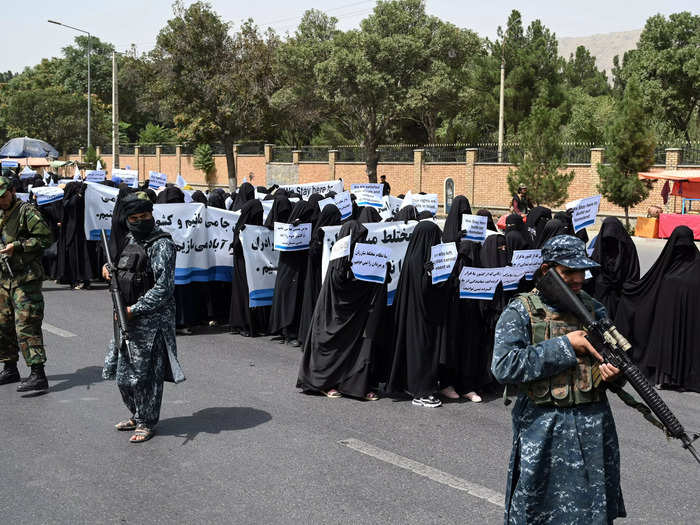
[0,137,59,158]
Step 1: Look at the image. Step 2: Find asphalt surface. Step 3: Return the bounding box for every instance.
[2,236,699,525]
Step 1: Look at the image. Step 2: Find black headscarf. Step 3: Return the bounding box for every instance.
[536,218,568,248]
[417,210,434,220]
[504,213,531,249]
[156,185,185,204]
[207,188,227,209]
[357,206,382,223]
[263,195,293,229]
[393,205,418,222]
[526,206,552,244]
[191,190,208,205]
[231,182,255,211]
[443,195,472,243]
[387,221,447,397]
[306,193,325,224]
[476,209,497,232]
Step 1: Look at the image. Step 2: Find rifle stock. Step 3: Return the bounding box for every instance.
[101,229,134,362]
[538,268,700,466]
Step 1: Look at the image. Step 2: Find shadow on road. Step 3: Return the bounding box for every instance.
[158,407,272,445]
[47,366,104,393]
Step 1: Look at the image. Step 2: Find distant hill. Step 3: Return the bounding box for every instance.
[558,29,642,78]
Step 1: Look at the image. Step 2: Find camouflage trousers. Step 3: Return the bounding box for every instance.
[0,279,46,366]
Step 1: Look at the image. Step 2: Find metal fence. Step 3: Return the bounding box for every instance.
[378,145,416,163]
[160,144,177,155]
[561,143,592,164]
[336,146,366,163]
[300,146,329,162]
[424,144,468,163]
[653,144,668,165]
[681,143,700,165]
[237,142,265,155]
[270,146,293,163]
[119,144,134,155]
[139,144,156,155]
[476,143,522,163]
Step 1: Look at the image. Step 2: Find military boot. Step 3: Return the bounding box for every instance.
[16,363,49,392]
[0,362,20,385]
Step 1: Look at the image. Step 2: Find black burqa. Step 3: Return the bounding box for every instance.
[268,200,316,341]
[525,206,551,245]
[297,221,387,397]
[536,218,567,248]
[357,206,382,223]
[298,204,342,346]
[393,205,418,222]
[555,210,589,243]
[585,217,640,319]
[207,189,227,209]
[229,200,267,335]
[504,213,531,249]
[615,226,700,391]
[56,182,93,285]
[386,221,448,397]
[476,209,497,231]
[442,196,472,243]
[191,190,207,204]
[230,182,254,211]
[263,195,293,229]
[108,185,137,260]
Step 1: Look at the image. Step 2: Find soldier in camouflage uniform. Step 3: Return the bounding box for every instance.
[0,176,53,392]
[492,235,626,524]
[102,192,184,443]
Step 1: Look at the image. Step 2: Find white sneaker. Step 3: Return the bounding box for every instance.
[412,395,442,408]
[464,391,482,403]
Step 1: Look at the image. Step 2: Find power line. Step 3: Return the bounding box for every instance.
[259,0,375,26]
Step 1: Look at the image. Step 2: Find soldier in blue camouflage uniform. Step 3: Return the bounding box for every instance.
[102,192,184,443]
[492,235,626,524]
[0,176,53,392]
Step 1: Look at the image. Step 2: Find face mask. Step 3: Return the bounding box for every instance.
[127,218,155,240]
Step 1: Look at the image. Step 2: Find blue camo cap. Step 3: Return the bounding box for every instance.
[541,234,600,270]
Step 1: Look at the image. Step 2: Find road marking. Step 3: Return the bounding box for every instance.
[339,438,505,508]
[42,323,76,338]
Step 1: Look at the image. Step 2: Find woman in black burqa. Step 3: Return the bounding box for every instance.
[535,218,567,248]
[476,209,497,232]
[230,182,255,211]
[386,220,448,407]
[229,200,267,336]
[615,226,700,391]
[268,199,316,346]
[56,181,93,289]
[586,216,640,319]
[297,220,387,400]
[298,203,342,346]
[525,206,551,245]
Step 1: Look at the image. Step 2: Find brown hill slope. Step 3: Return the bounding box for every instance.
[558,29,642,76]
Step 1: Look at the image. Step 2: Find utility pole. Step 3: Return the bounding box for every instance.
[498,46,505,163]
[112,52,119,169]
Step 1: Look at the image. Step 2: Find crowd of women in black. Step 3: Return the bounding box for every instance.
[11,169,700,405]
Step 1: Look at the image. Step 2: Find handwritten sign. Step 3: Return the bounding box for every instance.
[459,267,503,300]
[567,194,601,232]
[86,170,106,182]
[379,195,403,220]
[279,180,343,199]
[401,190,438,215]
[273,222,312,251]
[461,214,488,242]
[351,183,384,208]
[31,186,64,206]
[511,249,543,280]
[351,242,391,283]
[240,225,279,307]
[430,242,458,284]
[501,266,525,291]
[148,171,167,189]
[330,234,351,261]
[112,168,139,188]
[333,191,353,220]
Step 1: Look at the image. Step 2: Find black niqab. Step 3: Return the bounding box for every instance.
[231,182,254,211]
[476,209,497,232]
[357,206,382,223]
[442,196,472,243]
[263,195,292,229]
[536,218,567,248]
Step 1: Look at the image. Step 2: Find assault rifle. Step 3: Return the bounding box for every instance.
[101,229,134,362]
[0,241,14,278]
[538,268,700,465]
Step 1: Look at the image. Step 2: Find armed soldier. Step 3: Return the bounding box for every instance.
[101,192,184,443]
[492,235,625,524]
[0,176,53,392]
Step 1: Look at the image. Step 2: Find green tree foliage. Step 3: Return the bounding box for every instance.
[193,143,216,186]
[83,145,104,169]
[507,90,575,207]
[561,88,614,144]
[597,80,655,227]
[150,1,278,188]
[614,12,700,142]
[137,123,176,145]
[55,36,115,104]
[563,46,610,97]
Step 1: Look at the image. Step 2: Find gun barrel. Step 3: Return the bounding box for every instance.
[101,229,134,362]
[537,269,596,326]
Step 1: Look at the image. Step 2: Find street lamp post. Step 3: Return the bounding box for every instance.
[48,20,91,149]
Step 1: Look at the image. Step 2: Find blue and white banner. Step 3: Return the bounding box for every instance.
[430,242,457,284]
[401,190,439,215]
[279,180,343,199]
[461,214,488,242]
[17,192,30,202]
[511,249,542,280]
[567,194,601,232]
[459,267,503,300]
[149,171,168,189]
[351,183,384,208]
[31,186,64,206]
[273,222,311,251]
[351,242,390,283]
[86,170,106,182]
[112,168,139,188]
[240,225,279,307]
[501,266,525,291]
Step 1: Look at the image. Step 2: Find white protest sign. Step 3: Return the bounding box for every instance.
[176,174,187,188]
[260,197,299,223]
[273,222,312,251]
[96,160,103,171]
[379,195,403,220]
[459,267,503,300]
[240,225,279,307]
[73,165,82,180]
[59,178,74,185]
[351,183,384,208]
[511,249,543,280]
[566,194,601,232]
[17,192,29,202]
[318,197,334,211]
[461,214,488,242]
[84,182,119,239]
[430,242,458,284]
[148,171,167,189]
[321,221,416,305]
[112,168,139,188]
[501,266,525,291]
[351,242,391,283]
[279,180,343,199]
[86,170,106,182]
[330,234,351,261]
[333,191,353,220]
[31,186,64,206]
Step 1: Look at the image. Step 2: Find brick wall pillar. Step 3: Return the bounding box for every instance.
[155,145,161,172]
[95,146,101,158]
[666,148,681,169]
[465,148,478,205]
[413,149,424,192]
[264,143,273,164]
[78,148,84,162]
[292,150,301,165]
[134,146,140,183]
[176,145,182,176]
[590,147,604,166]
[329,150,338,180]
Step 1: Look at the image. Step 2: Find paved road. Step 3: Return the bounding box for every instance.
[2,278,699,525]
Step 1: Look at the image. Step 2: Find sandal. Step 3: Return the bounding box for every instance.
[115,418,137,431]
[463,391,483,403]
[323,389,342,398]
[129,425,154,443]
[364,392,380,401]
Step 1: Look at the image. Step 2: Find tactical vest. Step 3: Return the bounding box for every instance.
[517,289,604,407]
[115,231,171,306]
[0,199,51,284]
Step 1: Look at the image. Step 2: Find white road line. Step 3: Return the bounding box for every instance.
[339,438,505,508]
[42,323,76,338]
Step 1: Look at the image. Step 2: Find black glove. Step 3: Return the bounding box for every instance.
[424,261,435,273]
[239,224,246,231]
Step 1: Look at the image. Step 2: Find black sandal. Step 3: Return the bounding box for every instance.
[115,418,137,431]
[129,425,154,443]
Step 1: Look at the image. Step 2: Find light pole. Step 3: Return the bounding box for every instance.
[48,20,91,149]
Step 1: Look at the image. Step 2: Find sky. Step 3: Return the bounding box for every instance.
[1,0,697,73]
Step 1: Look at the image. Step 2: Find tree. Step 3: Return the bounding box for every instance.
[563,46,610,97]
[507,90,575,207]
[83,146,103,169]
[597,80,655,228]
[55,36,115,105]
[613,12,700,142]
[193,144,216,186]
[150,2,278,189]
[561,88,614,144]
[138,123,176,145]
